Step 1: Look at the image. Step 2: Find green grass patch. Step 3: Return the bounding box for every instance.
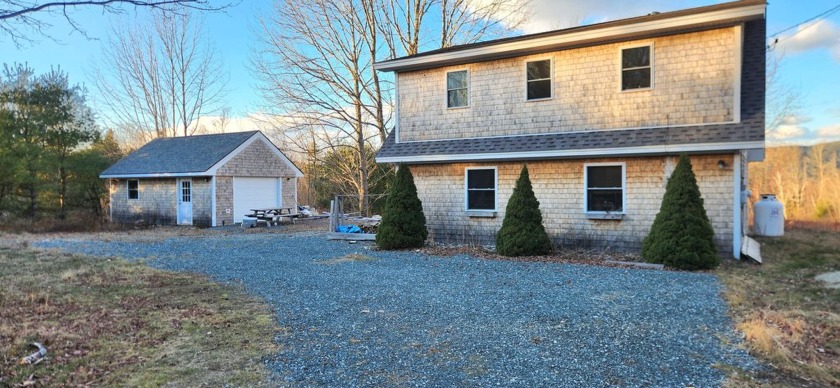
[718,229,840,387]
[0,243,281,386]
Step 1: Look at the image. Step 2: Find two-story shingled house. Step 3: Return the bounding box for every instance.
[374,0,766,258]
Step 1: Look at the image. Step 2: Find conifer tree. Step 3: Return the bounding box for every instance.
[642,154,720,270]
[496,164,552,256]
[376,164,428,249]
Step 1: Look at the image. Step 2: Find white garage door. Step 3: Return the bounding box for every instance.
[233,177,281,223]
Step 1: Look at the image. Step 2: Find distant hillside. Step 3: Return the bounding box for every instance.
[764,140,840,167]
[752,140,840,222]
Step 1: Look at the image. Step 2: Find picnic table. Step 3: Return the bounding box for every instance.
[244,207,297,227]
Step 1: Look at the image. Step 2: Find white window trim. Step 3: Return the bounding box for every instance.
[127,179,139,200]
[733,24,743,123]
[583,162,626,214]
[524,57,554,101]
[464,166,498,212]
[618,43,654,92]
[445,69,470,109]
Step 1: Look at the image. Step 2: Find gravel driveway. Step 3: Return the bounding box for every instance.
[38,232,759,387]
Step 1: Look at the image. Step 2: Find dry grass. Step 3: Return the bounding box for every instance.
[0,217,332,249]
[0,212,116,234]
[0,239,281,386]
[718,229,840,387]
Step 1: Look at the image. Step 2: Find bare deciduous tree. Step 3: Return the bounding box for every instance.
[255,0,528,214]
[751,143,840,223]
[212,106,231,133]
[751,146,808,219]
[94,10,226,143]
[255,0,379,214]
[439,0,528,48]
[0,0,235,47]
[375,0,529,58]
[765,54,801,137]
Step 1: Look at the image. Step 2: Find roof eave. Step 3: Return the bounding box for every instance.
[375,141,765,164]
[99,171,212,179]
[375,2,765,72]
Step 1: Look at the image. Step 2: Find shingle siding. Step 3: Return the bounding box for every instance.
[190,178,213,227]
[398,28,735,142]
[214,139,299,225]
[282,179,297,212]
[212,177,297,226]
[412,154,735,255]
[105,133,302,227]
[377,20,765,161]
[109,178,212,226]
[216,139,299,177]
[215,176,234,226]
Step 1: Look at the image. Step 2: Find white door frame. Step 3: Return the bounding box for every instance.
[177,178,193,225]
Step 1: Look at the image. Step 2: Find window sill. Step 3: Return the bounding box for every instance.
[446,105,470,110]
[525,96,553,102]
[620,87,653,93]
[466,210,496,218]
[585,212,625,220]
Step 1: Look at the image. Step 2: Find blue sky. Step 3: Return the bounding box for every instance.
[2,0,839,144]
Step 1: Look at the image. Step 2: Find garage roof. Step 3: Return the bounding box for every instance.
[100,131,303,178]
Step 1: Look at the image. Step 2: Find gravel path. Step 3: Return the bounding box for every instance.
[36,232,760,387]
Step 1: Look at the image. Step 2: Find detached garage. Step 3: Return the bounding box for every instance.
[100,131,303,227]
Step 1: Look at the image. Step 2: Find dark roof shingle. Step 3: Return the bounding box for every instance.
[101,131,257,176]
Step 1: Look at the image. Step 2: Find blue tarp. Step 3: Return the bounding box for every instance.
[336,224,362,233]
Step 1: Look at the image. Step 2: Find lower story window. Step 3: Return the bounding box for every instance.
[128,179,139,200]
[466,168,496,211]
[586,164,624,212]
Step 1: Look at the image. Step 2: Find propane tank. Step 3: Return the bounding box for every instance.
[754,194,784,237]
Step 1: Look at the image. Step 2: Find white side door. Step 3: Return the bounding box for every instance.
[177,178,193,225]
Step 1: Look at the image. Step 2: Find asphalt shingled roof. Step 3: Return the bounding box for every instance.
[100,131,258,176]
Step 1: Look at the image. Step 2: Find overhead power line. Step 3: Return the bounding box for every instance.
[769,1,840,41]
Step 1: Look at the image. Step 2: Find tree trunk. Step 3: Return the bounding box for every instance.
[25,158,37,218]
[58,164,67,219]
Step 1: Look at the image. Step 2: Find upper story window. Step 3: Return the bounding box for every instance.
[621,45,652,91]
[127,179,139,200]
[465,167,496,211]
[446,70,469,108]
[585,164,624,213]
[526,59,552,100]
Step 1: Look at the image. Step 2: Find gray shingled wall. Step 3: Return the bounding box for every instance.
[110,178,212,227]
[411,154,735,255]
[214,139,299,225]
[397,28,735,142]
[377,20,766,161]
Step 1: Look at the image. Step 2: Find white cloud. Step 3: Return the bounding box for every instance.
[774,19,840,60]
[512,1,722,34]
[188,112,293,135]
[768,114,812,142]
[780,115,812,126]
[817,124,840,138]
[769,124,809,141]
